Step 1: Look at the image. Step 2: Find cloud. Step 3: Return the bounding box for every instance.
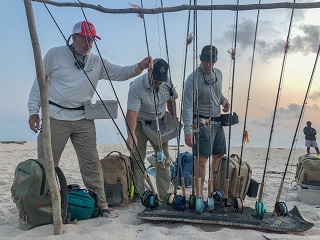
[308,89,320,100]
[221,13,320,61]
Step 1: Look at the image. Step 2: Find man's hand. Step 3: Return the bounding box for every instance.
[126,135,137,153]
[28,114,40,133]
[138,57,153,71]
[222,99,230,113]
[185,133,193,148]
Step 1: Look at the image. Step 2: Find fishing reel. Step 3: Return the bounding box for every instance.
[254,201,266,219]
[233,197,243,213]
[167,193,186,210]
[141,190,159,209]
[206,197,215,212]
[274,201,288,217]
[212,189,224,204]
[195,198,205,214]
[188,194,196,210]
[157,151,166,169]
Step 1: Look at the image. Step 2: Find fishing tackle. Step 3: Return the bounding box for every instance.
[195,198,204,214]
[233,197,243,213]
[141,190,159,209]
[206,197,215,212]
[274,201,288,217]
[212,189,224,204]
[254,201,266,219]
[189,194,196,210]
[172,195,186,211]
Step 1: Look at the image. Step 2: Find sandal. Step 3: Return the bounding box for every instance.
[100,208,118,218]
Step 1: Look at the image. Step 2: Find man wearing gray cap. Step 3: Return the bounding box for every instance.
[182,45,230,199]
[28,21,151,218]
[126,58,178,199]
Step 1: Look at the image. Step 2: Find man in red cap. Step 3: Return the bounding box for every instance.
[28,21,151,218]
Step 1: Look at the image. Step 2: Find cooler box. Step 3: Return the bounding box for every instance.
[297,183,320,205]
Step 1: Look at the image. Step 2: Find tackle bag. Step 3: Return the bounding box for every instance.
[296,153,320,185]
[100,151,133,206]
[170,152,193,187]
[11,159,68,230]
[66,184,98,220]
[213,154,252,200]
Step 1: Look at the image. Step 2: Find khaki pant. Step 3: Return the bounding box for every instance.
[132,121,171,199]
[37,118,108,209]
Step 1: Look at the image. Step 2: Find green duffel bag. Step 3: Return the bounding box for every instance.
[67,184,97,220]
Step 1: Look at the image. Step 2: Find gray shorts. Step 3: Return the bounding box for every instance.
[193,122,226,157]
[305,140,318,148]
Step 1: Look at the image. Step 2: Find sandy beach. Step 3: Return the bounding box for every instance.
[1,142,320,240]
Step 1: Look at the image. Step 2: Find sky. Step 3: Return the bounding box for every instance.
[1,0,320,150]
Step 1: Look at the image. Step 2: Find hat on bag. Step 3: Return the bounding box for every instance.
[152,58,169,82]
[73,21,101,40]
[200,45,218,62]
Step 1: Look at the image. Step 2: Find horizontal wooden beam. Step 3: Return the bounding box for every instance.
[32,0,320,14]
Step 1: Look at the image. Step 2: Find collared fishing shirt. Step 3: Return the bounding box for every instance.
[127,73,178,121]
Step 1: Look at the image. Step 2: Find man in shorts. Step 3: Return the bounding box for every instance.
[303,121,320,154]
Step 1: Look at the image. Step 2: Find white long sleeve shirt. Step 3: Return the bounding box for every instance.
[28,45,140,120]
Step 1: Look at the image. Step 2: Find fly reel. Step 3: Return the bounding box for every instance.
[212,189,224,204]
[207,197,215,212]
[167,193,186,210]
[141,190,159,209]
[254,201,266,219]
[189,194,196,210]
[274,201,288,217]
[195,198,204,214]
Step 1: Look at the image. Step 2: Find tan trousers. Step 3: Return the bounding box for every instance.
[132,121,171,199]
[37,118,108,209]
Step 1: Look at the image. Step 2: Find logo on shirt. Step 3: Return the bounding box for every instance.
[160,67,166,73]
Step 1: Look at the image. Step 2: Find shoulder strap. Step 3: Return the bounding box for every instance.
[55,166,68,224]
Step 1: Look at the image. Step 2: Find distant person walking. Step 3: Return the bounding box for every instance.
[303,121,320,154]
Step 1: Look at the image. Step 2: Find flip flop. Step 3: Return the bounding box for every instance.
[100,208,118,218]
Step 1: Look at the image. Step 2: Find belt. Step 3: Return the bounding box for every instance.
[195,114,221,122]
[145,116,165,125]
[49,100,85,110]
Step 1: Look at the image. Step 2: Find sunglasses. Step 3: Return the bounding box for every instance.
[75,33,94,42]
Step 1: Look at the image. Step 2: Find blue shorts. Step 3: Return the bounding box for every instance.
[193,122,226,157]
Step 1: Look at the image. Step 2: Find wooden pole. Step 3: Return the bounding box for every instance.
[23,0,62,235]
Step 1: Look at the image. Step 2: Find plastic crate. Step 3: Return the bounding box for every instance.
[84,100,118,120]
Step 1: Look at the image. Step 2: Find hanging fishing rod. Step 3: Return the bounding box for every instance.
[168,0,193,211]
[44,3,159,207]
[206,0,215,212]
[77,3,161,206]
[255,0,296,219]
[274,42,320,217]
[235,0,262,215]
[223,0,240,213]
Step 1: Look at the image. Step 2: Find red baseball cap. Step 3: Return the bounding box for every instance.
[73,21,101,40]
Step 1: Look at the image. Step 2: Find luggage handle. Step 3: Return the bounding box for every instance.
[231,153,241,162]
[107,151,124,157]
